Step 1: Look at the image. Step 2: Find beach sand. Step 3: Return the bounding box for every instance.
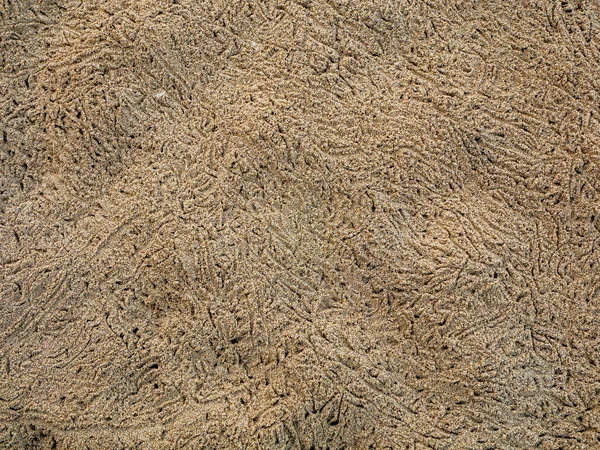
[1,1,600,448]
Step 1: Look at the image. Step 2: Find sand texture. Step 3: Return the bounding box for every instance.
[2,0,600,448]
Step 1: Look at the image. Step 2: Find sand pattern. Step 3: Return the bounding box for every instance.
[2,0,600,448]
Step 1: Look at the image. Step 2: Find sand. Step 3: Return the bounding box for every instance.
[2,0,600,448]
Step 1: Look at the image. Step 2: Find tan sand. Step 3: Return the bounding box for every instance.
[2,0,600,448]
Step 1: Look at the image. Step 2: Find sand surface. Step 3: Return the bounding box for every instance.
[2,0,600,448]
